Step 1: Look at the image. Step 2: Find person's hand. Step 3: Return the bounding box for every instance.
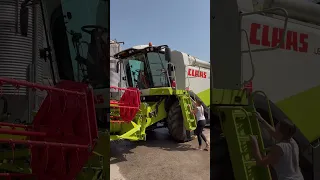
[250,135,258,143]
[250,135,260,159]
[253,112,263,121]
[250,135,259,148]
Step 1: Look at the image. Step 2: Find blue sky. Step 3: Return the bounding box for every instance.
[110,0,210,61]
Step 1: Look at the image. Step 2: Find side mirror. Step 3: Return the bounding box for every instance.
[20,6,29,36]
[165,47,171,62]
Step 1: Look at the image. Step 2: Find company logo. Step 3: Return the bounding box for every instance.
[187,69,207,78]
[249,23,308,53]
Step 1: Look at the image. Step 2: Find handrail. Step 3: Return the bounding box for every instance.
[251,90,275,128]
[240,29,255,87]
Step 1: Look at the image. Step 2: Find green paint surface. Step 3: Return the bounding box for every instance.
[276,85,320,142]
[196,89,210,106]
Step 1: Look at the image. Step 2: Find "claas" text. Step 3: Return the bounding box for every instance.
[187,69,207,78]
[250,23,308,53]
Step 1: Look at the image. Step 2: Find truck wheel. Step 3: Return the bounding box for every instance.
[167,101,188,142]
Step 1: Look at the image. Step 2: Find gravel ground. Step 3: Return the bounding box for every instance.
[110,128,210,180]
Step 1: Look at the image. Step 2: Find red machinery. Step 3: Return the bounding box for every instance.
[109,86,140,123]
[0,78,141,179]
[0,78,98,179]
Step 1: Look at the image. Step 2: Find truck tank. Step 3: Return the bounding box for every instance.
[171,50,210,96]
[110,40,126,99]
[0,0,44,123]
[0,0,44,95]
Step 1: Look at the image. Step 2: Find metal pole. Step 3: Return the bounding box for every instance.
[211,0,242,90]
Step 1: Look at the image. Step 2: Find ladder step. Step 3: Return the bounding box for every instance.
[238,135,257,141]
[239,136,250,141]
[219,107,272,179]
[244,160,256,166]
[233,110,252,120]
[178,95,197,131]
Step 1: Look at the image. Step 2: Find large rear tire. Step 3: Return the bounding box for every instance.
[167,101,188,142]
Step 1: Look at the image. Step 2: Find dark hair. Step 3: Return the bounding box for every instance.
[278,120,296,140]
[195,99,202,104]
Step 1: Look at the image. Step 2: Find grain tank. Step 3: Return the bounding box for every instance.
[0,0,45,123]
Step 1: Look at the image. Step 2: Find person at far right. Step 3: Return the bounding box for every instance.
[250,112,304,180]
[189,99,209,151]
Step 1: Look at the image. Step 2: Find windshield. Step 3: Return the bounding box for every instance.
[146,52,169,87]
[44,0,108,88]
[123,52,169,89]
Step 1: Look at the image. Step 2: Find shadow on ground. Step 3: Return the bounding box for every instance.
[110,128,198,164]
[140,129,196,151]
[110,128,210,180]
[110,140,136,164]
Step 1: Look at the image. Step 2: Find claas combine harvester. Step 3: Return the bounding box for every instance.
[108,44,200,142]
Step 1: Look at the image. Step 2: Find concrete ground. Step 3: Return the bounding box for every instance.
[110,128,210,180]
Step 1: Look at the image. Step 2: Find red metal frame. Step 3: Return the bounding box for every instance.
[0,78,98,180]
[110,86,140,123]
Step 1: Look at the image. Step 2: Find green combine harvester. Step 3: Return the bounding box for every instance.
[109,44,199,142]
